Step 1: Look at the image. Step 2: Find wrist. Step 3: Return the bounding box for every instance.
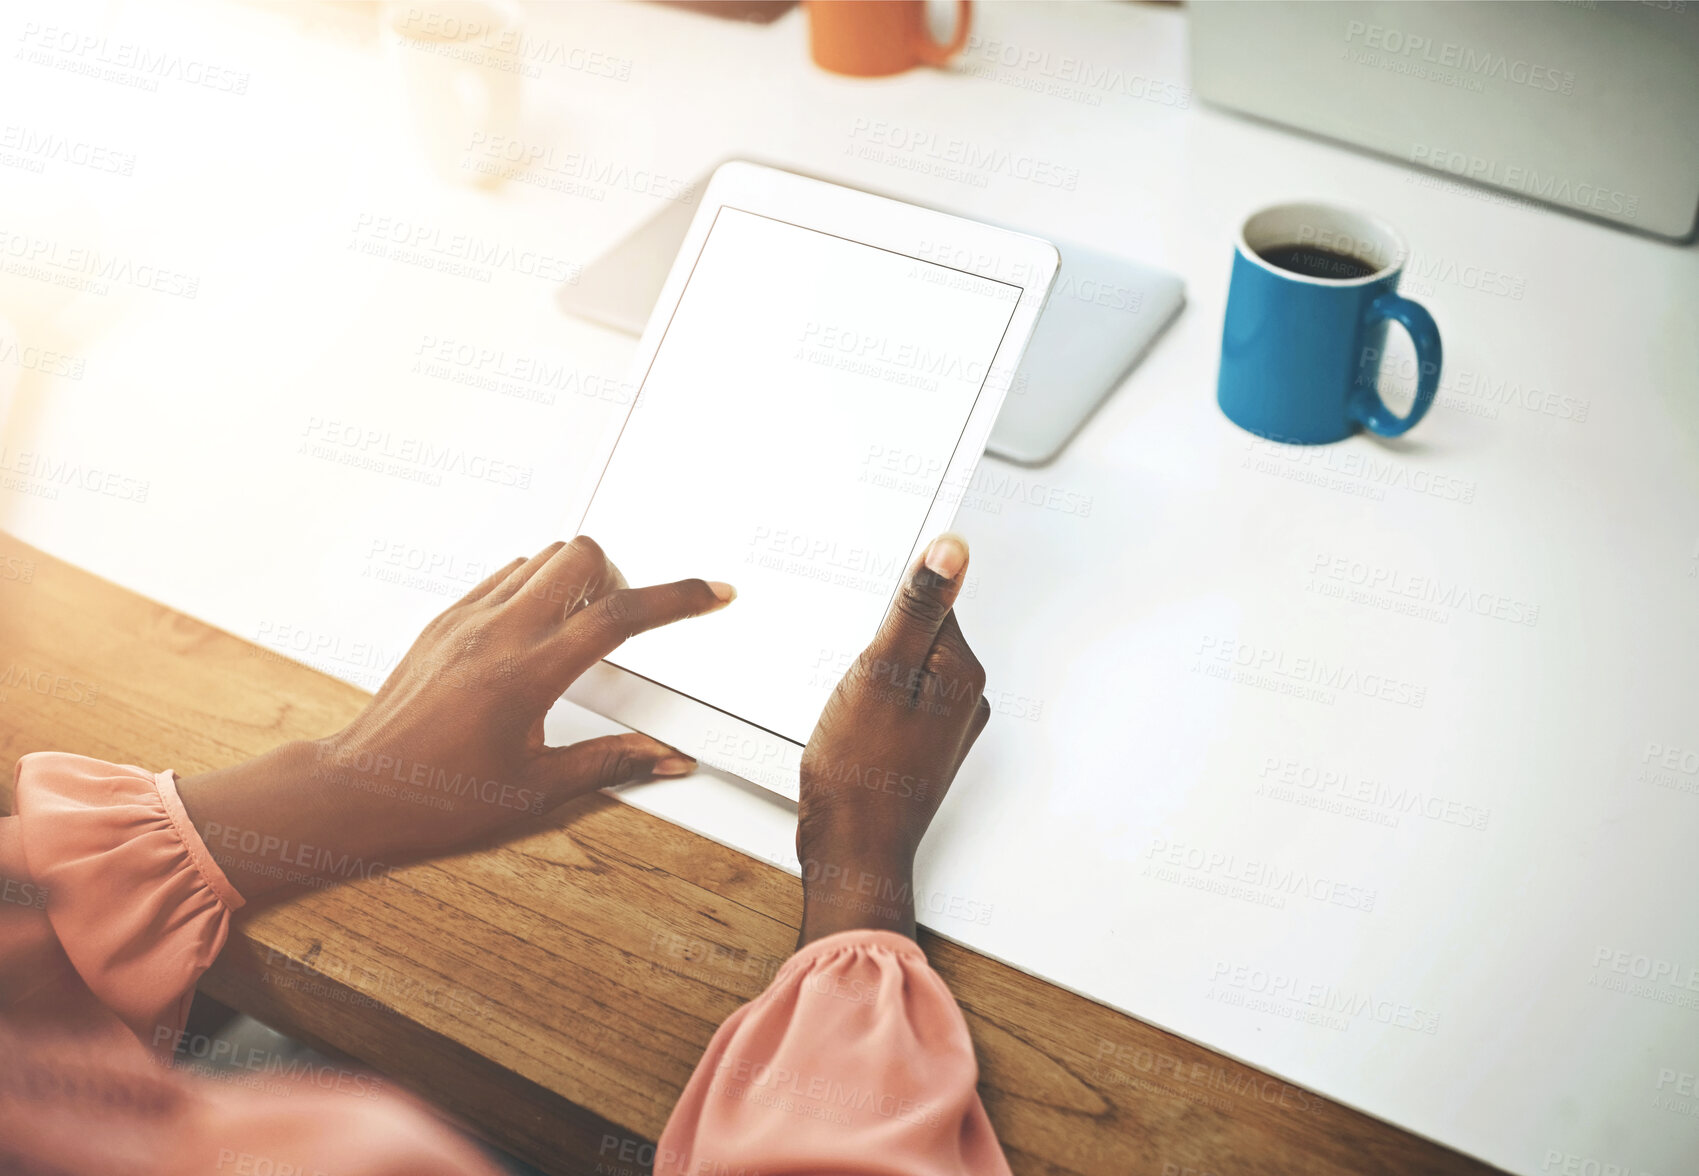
[176,739,350,906]
[796,847,917,946]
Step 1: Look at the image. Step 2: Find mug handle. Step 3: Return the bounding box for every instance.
[915,0,971,65]
[1350,292,1443,438]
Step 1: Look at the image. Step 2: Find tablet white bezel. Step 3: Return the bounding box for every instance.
[563,160,1058,801]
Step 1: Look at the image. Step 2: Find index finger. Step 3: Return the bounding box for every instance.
[539,576,736,691]
[864,533,969,680]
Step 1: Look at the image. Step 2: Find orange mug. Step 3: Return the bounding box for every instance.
[806,0,972,77]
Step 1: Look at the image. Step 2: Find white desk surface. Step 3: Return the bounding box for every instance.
[2,2,1695,1173]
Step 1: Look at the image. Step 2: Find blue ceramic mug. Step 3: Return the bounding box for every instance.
[1217,201,1441,444]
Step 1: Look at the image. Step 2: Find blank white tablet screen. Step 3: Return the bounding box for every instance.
[580,206,1020,745]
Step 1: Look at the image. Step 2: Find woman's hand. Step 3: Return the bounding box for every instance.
[796,534,990,944]
[178,537,733,904]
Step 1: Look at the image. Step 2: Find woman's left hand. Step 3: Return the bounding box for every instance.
[178,537,733,903]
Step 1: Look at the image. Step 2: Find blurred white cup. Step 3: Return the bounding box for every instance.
[382,0,523,186]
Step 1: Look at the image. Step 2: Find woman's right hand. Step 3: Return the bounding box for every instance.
[796,534,991,944]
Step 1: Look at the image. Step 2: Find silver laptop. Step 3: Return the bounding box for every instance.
[558,162,1185,466]
[1190,0,1699,241]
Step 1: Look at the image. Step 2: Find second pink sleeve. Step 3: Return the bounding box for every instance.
[657,929,1012,1176]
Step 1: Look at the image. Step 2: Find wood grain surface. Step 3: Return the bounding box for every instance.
[0,533,1499,1175]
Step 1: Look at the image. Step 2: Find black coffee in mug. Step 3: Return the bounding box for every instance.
[1257,244,1378,281]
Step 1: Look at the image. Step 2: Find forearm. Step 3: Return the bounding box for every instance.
[176,738,346,906]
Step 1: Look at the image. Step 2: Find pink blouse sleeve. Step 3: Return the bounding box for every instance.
[10,751,244,1050]
[1,751,503,1176]
[656,929,1012,1176]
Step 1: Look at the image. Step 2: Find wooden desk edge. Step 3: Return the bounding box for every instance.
[0,533,1501,1176]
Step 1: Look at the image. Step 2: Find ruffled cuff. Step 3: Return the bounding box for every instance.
[14,752,244,1053]
[0,1023,505,1176]
[656,929,1011,1175]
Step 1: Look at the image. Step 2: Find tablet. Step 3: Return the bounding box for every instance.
[563,161,1058,800]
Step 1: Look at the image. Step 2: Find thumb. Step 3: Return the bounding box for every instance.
[526,733,696,804]
[866,533,969,678]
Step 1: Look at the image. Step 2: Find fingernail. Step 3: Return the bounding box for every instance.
[653,756,696,776]
[707,581,737,603]
[923,534,967,581]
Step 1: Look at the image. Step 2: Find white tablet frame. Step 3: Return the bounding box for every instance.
[563,160,1058,801]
